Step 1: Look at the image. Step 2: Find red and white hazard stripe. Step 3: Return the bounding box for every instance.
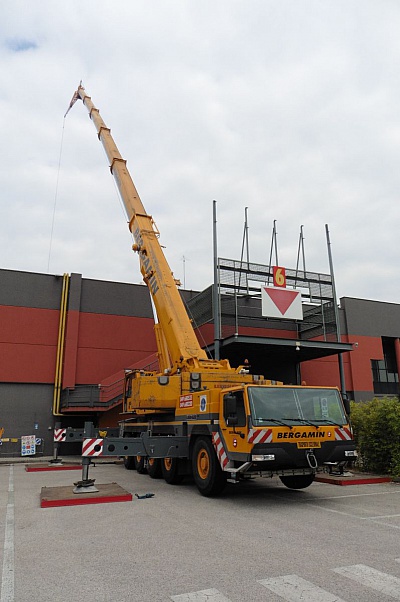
[212,432,230,470]
[248,428,273,444]
[54,428,66,442]
[82,438,104,456]
[335,427,352,441]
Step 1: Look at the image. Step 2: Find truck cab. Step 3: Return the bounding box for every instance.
[219,385,356,488]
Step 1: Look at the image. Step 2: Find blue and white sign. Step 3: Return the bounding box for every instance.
[21,435,36,456]
[200,394,207,413]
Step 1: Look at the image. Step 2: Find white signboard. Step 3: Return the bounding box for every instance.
[261,286,303,320]
[21,435,36,456]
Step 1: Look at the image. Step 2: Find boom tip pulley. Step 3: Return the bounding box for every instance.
[64,81,84,118]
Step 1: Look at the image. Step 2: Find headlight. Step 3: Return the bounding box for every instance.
[345,450,358,457]
[252,454,275,461]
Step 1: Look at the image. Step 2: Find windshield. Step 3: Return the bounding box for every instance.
[247,386,347,427]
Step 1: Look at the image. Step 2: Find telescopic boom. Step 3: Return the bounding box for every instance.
[66,84,224,373]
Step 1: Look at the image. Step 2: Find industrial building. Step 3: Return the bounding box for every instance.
[1,264,399,456]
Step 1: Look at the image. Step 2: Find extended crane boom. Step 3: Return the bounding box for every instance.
[67,84,224,373]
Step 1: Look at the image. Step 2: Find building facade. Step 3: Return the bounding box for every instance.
[0,267,399,453]
[301,297,400,402]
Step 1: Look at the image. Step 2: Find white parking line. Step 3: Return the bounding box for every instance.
[1,466,14,602]
[258,574,347,601]
[303,505,400,529]
[171,589,231,601]
[365,513,400,520]
[334,564,400,599]
[318,490,400,501]
[302,489,400,529]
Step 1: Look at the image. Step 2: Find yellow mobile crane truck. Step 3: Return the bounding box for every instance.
[67,84,357,496]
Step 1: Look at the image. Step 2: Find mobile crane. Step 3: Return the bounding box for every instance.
[66,84,357,496]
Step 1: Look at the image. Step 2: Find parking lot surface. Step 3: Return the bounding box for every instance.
[1,460,400,601]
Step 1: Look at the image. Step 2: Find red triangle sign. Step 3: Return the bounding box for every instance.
[263,288,299,316]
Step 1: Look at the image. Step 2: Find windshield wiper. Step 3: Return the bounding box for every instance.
[255,418,293,429]
[311,419,344,427]
[285,418,320,428]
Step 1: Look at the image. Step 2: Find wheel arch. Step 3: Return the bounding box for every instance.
[188,426,213,460]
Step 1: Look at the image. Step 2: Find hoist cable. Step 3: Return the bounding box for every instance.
[47,117,66,273]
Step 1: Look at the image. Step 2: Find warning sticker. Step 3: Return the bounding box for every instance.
[179,394,193,409]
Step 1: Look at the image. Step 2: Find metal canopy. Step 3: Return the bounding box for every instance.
[207,335,353,363]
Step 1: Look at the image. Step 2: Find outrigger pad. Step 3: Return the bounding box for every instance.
[73,479,99,494]
[40,483,133,507]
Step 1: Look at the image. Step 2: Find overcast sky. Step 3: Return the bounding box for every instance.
[1,1,400,304]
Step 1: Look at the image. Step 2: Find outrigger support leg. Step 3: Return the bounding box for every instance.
[73,457,99,493]
[73,422,99,494]
[49,421,63,465]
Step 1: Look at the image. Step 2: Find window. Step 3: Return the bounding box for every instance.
[247,386,347,426]
[371,337,399,395]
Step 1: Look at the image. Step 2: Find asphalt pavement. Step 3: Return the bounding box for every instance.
[1,459,400,601]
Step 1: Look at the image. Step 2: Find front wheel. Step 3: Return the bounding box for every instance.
[192,437,227,497]
[279,474,315,489]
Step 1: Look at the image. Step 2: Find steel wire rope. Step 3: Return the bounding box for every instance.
[47,117,66,273]
[59,103,135,280]
[97,141,140,288]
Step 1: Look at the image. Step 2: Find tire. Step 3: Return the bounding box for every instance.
[135,455,147,474]
[279,474,315,489]
[192,437,227,497]
[161,457,184,484]
[123,456,136,470]
[147,457,162,479]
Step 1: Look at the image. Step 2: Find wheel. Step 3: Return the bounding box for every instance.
[135,455,147,474]
[147,457,162,479]
[161,457,184,484]
[123,456,136,470]
[192,437,227,497]
[279,474,315,489]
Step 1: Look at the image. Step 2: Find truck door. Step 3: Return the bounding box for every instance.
[220,390,250,454]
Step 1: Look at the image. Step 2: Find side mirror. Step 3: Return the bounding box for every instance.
[224,393,237,414]
[224,394,238,426]
[342,393,351,416]
[125,375,132,398]
[226,415,238,427]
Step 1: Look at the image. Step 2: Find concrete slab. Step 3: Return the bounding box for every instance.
[315,472,392,486]
[40,482,133,508]
[26,463,82,472]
